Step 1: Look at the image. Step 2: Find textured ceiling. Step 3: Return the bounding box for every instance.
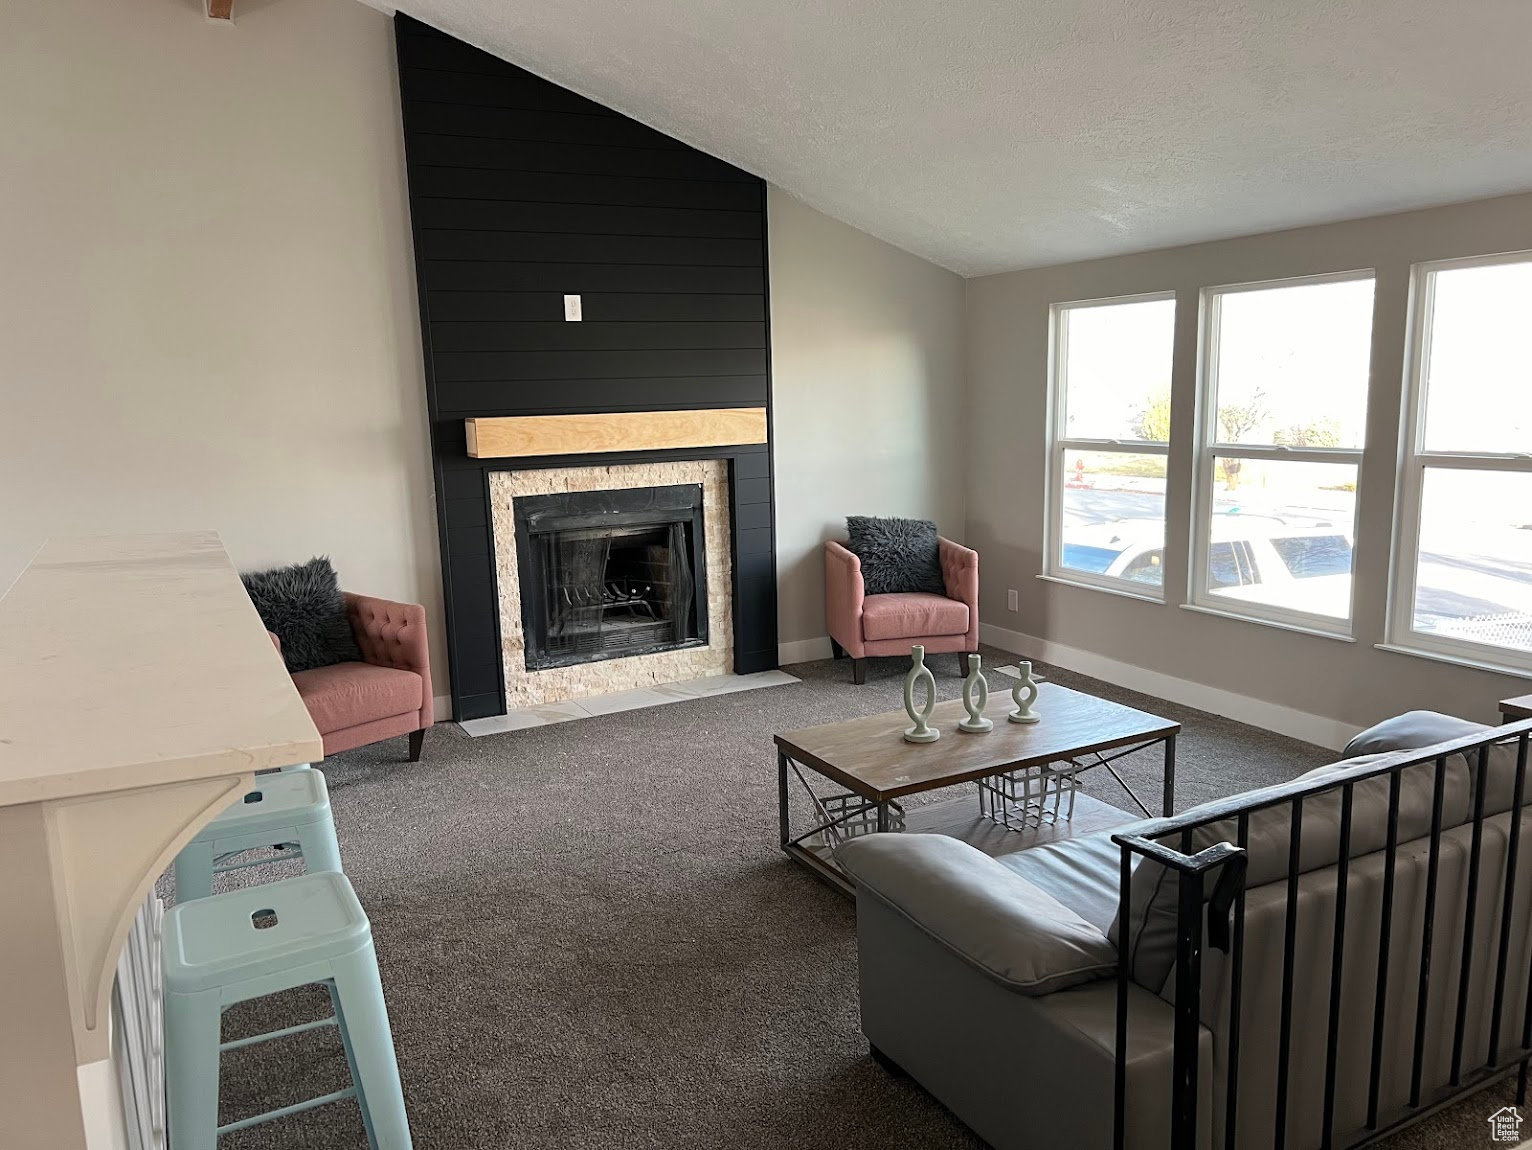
[390,0,1532,276]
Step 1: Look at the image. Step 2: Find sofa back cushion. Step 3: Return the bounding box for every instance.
[1114,751,1475,992]
[1342,709,1489,760]
[1347,709,1531,819]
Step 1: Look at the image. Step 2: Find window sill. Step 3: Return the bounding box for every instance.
[1375,642,1532,680]
[1036,572,1165,605]
[1179,602,1357,643]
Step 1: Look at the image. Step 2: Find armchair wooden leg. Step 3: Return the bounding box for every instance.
[408,728,425,762]
[852,658,867,685]
[830,638,846,660]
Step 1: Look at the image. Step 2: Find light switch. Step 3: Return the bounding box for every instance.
[563,294,582,322]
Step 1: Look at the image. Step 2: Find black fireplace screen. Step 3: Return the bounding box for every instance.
[512,484,709,671]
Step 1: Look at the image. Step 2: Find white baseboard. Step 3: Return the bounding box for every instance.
[778,636,835,665]
[433,694,452,723]
[979,622,1361,752]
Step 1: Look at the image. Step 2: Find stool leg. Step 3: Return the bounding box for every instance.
[172,840,217,904]
[328,979,377,1148]
[164,988,222,1150]
[299,815,344,877]
[332,943,412,1150]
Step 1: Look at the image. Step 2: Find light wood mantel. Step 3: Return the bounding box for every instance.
[0,532,322,1150]
[465,407,768,459]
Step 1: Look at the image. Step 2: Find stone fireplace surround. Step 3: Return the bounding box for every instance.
[489,460,733,710]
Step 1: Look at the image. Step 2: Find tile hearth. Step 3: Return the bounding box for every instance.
[457,669,799,736]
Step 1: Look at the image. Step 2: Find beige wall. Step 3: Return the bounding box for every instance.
[768,189,968,655]
[967,192,1532,737]
[0,0,449,704]
[0,2,970,704]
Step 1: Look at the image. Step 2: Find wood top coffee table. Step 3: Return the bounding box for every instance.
[1502,694,1532,723]
[774,681,1180,895]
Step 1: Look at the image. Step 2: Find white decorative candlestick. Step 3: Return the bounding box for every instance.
[1008,660,1040,724]
[902,645,940,743]
[958,654,993,733]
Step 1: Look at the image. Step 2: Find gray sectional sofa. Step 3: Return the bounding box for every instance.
[838,710,1532,1150]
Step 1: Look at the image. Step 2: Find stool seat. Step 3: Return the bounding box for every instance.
[162,871,412,1148]
[172,767,344,904]
[197,768,332,838]
[164,871,370,994]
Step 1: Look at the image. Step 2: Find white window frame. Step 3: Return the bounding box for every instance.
[1385,250,1532,675]
[1044,290,1176,601]
[1189,269,1375,637]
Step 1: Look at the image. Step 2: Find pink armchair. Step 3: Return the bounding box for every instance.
[825,537,979,683]
[280,593,434,761]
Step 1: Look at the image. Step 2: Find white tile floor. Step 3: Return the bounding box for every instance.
[457,669,800,736]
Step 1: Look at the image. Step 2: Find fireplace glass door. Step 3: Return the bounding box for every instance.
[513,484,708,670]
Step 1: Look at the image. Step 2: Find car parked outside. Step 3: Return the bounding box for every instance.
[1061,516,1354,618]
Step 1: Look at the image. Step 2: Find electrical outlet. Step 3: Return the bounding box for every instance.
[563,294,582,322]
[1006,588,1019,612]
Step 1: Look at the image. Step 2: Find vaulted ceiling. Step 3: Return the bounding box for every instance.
[391,0,1532,276]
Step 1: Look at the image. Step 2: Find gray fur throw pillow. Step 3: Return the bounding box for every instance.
[242,556,363,673]
[845,516,947,596]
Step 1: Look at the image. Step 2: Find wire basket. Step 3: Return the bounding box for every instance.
[978,761,1082,828]
[805,792,906,851]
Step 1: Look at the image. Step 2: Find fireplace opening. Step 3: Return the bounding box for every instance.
[512,483,709,670]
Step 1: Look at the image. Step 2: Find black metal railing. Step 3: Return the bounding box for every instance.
[1112,718,1532,1150]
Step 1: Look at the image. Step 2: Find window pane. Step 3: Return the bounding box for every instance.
[1059,450,1166,587]
[1204,458,1357,618]
[1118,549,1165,586]
[1210,278,1374,448]
[1421,260,1532,454]
[1059,298,1175,442]
[1269,534,1353,578]
[1412,468,1532,655]
[1209,541,1259,590]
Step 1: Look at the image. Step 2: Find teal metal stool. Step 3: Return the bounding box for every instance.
[162,871,413,1149]
[173,768,341,902]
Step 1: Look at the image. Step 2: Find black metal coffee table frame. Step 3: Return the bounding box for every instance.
[776,725,1177,896]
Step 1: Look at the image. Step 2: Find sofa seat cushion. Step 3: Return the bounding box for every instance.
[861,592,968,641]
[292,661,423,734]
[838,833,1117,995]
[997,831,1126,937]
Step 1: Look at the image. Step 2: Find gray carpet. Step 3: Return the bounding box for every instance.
[167,647,1517,1149]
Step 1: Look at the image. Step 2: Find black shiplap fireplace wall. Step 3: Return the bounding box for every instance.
[394,15,777,720]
